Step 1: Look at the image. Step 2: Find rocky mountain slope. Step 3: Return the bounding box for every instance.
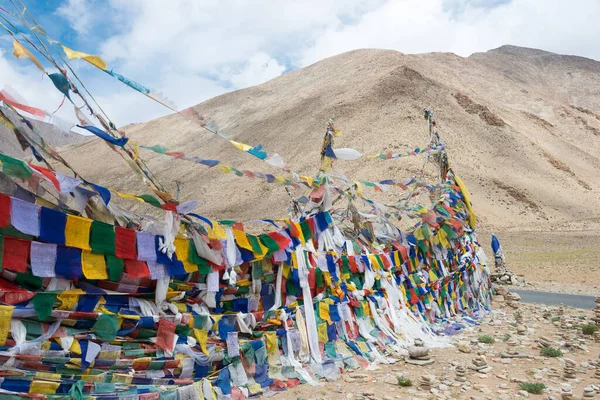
[46,45,600,231]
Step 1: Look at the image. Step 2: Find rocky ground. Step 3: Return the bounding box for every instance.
[272,292,600,400]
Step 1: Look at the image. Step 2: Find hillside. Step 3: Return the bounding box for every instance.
[50,46,600,231]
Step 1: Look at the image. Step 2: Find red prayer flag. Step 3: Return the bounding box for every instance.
[380,254,391,270]
[3,237,30,273]
[161,203,178,213]
[267,231,291,250]
[155,319,176,352]
[306,217,316,236]
[124,259,150,279]
[348,257,359,273]
[115,227,136,260]
[29,164,60,191]
[0,194,10,228]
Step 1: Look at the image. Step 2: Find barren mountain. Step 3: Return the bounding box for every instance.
[50,45,600,232]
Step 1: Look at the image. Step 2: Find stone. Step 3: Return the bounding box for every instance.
[457,341,472,353]
[406,358,435,366]
[408,347,430,359]
[518,390,530,398]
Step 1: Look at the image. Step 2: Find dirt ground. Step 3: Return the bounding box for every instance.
[270,298,600,400]
[478,231,600,295]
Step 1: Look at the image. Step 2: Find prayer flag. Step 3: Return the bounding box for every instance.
[115,227,136,259]
[90,221,115,255]
[82,250,108,280]
[55,246,83,279]
[65,215,92,250]
[30,241,57,277]
[39,207,66,244]
[125,259,150,279]
[11,198,40,236]
[2,236,30,273]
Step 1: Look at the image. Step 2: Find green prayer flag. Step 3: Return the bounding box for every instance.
[341,256,350,274]
[247,235,264,256]
[32,292,57,321]
[16,271,43,290]
[68,380,86,400]
[189,240,211,274]
[90,221,116,255]
[92,314,118,342]
[258,234,279,255]
[325,342,337,358]
[141,144,167,154]
[0,153,33,179]
[299,220,313,241]
[106,255,124,282]
[137,194,162,208]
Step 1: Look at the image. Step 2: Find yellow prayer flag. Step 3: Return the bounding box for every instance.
[265,331,277,355]
[317,323,328,343]
[357,341,370,353]
[70,339,82,355]
[0,306,14,345]
[233,229,252,251]
[29,380,60,394]
[13,40,45,72]
[65,215,92,250]
[111,373,133,385]
[428,269,438,282]
[61,44,107,70]
[57,289,85,311]
[35,372,61,381]
[216,164,232,174]
[437,228,449,248]
[319,302,332,325]
[208,223,227,240]
[229,140,252,152]
[361,300,370,317]
[454,173,476,228]
[193,329,209,356]
[82,251,108,280]
[174,237,197,273]
[413,227,425,241]
[393,251,401,267]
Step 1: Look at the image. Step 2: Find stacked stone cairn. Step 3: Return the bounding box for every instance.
[561,384,573,400]
[505,291,521,309]
[406,338,434,366]
[583,386,595,399]
[418,375,435,390]
[455,365,467,382]
[564,359,577,380]
[470,356,492,374]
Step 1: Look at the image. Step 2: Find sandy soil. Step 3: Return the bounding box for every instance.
[270,298,600,400]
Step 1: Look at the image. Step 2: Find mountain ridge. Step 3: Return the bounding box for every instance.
[8,45,600,231]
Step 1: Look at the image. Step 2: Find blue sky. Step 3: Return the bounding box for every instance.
[1,0,599,127]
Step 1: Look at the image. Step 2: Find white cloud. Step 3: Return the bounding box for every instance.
[2,0,600,128]
[223,53,286,89]
[55,0,94,36]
